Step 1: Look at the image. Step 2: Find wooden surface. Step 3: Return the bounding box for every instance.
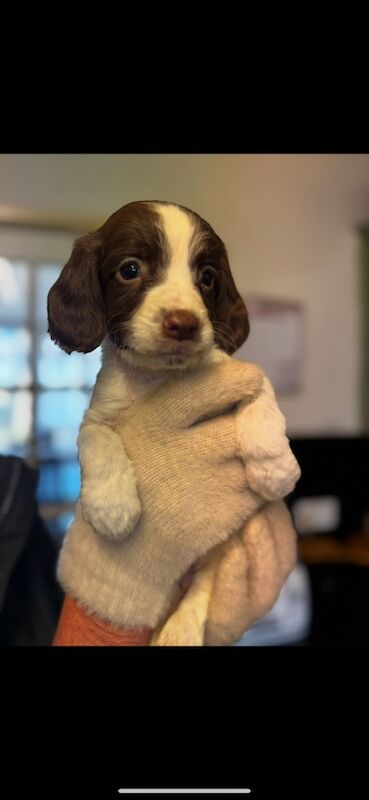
[298,533,369,566]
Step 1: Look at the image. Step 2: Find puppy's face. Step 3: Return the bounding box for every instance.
[47,201,249,371]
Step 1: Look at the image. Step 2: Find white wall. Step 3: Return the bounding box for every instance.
[1,154,369,434]
[0,226,76,263]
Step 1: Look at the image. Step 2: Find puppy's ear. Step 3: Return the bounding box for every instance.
[214,263,249,355]
[47,233,105,354]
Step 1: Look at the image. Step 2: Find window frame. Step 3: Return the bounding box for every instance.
[0,224,93,532]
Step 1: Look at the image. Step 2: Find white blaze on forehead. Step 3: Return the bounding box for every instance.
[127,201,214,364]
[154,203,195,289]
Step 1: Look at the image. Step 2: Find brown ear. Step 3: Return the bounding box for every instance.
[214,267,249,355]
[47,233,105,354]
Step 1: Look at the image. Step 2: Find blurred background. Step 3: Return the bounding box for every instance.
[1,153,369,645]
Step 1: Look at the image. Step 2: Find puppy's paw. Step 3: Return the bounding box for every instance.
[151,610,205,647]
[80,477,142,541]
[245,449,301,501]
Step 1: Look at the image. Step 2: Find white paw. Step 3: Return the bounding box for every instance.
[151,610,205,647]
[80,479,142,540]
[245,449,301,501]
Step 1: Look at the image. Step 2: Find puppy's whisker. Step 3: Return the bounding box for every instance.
[106,310,132,324]
[106,322,124,337]
[213,322,237,352]
[213,319,236,335]
[213,320,237,341]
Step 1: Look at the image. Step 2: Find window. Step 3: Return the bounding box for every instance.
[0,256,101,537]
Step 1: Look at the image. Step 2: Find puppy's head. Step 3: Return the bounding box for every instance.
[47,201,249,371]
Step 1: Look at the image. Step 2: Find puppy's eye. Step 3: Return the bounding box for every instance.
[201,269,215,288]
[119,262,141,280]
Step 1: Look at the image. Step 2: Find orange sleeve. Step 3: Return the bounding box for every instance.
[53,594,152,646]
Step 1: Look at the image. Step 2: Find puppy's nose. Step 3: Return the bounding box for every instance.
[162,310,200,341]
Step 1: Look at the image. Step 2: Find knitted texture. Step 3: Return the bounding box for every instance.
[57,359,268,628]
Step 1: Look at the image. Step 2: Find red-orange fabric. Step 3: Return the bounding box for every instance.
[53,595,152,646]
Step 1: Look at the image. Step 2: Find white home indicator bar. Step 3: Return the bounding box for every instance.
[118,791,252,795]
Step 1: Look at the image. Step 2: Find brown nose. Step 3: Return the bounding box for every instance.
[162,310,200,341]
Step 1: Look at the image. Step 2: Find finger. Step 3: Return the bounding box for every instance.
[240,510,284,621]
[205,534,252,644]
[263,501,297,579]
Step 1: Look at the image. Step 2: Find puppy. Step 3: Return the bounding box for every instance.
[48,201,299,645]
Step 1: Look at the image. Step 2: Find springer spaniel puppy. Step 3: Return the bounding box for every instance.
[48,201,298,645]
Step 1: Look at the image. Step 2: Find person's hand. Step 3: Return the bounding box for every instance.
[204,500,298,645]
